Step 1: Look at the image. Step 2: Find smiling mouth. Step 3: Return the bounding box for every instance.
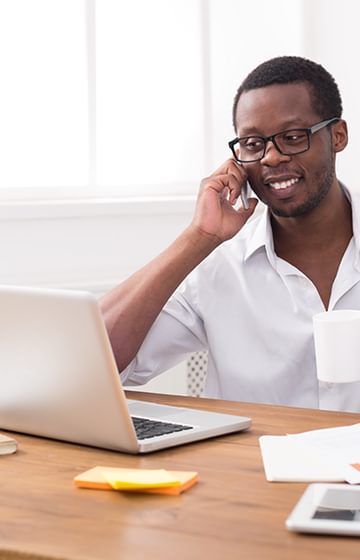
[268,177,300,190]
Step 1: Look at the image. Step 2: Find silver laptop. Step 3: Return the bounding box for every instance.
[0,285,251,453]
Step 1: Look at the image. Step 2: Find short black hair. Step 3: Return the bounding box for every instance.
[232,56,343,130]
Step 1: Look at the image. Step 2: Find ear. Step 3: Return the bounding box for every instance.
[332,119,348,153]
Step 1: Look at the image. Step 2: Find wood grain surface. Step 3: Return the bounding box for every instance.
[0,391,359,560]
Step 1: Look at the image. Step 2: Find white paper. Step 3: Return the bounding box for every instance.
[259,423,360,482]
[344,465,360,485]
[313,309,360,383]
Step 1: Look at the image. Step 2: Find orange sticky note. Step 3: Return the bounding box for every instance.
[74,466,198,495]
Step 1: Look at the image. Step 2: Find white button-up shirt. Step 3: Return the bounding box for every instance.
[122,188,360,412]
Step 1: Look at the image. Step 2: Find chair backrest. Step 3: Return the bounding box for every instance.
[186,351,208,397]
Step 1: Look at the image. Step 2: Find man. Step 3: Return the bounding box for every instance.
[101,56,359,412]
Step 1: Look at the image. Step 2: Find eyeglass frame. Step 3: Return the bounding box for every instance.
[228,117,340,163]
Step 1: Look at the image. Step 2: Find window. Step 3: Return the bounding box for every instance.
[0,0,88,195]
[0,0,206,199]
[0,0,304,201]
[96,0,205,196]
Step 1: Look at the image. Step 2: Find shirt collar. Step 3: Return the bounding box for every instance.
[343,185,360,271]
[244,184,360,268]
[244,204,275,264]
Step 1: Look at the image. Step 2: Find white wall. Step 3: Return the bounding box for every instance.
[1,1,359,395]
[302,0,360,190]
[0,198,195,395]
[0,197,194,290]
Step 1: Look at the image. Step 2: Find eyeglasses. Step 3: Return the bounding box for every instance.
[228,117,339,163]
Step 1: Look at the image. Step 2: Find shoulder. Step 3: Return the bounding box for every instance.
[347,187,360,208]
[175,207,267,307]
[194,206,267,275]
[346,187,360,244]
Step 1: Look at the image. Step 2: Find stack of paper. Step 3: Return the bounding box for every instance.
[259,423,360,482]
[0,433,17,455]
[74,466,198,495]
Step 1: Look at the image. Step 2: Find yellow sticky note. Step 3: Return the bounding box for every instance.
[74,466,199,495]
[103,468,180,489]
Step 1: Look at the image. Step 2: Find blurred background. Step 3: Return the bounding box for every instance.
[0,0,357,392]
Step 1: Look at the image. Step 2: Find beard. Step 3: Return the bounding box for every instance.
[268,156,336,219]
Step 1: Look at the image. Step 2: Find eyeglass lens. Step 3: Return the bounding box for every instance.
[237,129,309,162]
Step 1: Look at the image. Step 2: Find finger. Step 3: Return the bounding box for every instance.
[233,196,258,216]
[201,174,245,211]
[220,186,230,201]
[210,158,246,180]
[227,173,242,204]
[240,187,249,210]
[202,174,241,203]
[242,197,258,214]
[212,161,248,201]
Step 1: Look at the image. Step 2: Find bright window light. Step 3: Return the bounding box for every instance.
[96,0,205,195]
[0,0,88,189]
[0,0,304,199]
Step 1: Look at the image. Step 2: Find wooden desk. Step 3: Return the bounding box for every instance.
[0,392,359,560]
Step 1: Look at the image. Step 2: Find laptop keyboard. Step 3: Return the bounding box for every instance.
[131,416,194,440]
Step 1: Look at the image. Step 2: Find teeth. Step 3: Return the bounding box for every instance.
[269,177,299,190]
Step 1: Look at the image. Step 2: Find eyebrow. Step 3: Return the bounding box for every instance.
[238,119,309,137]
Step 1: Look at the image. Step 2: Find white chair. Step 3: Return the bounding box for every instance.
[186,351,208,397]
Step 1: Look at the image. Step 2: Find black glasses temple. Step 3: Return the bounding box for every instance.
[310,117,340,133]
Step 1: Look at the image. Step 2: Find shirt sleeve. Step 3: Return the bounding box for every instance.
[120,280,208,386]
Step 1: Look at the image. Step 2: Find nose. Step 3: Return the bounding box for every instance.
[260,139,291,166]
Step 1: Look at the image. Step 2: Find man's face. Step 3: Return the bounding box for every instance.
[234,82,340,218]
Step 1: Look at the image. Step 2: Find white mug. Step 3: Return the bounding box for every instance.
[313,309,360,383]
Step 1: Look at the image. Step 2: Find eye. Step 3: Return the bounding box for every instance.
[239,137,264,152]
[281,130,308,144]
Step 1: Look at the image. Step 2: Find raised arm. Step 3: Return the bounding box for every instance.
[100,159,257,372]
